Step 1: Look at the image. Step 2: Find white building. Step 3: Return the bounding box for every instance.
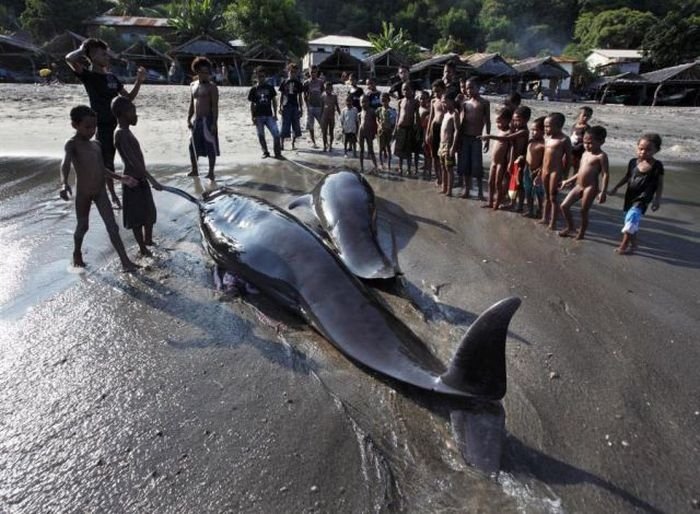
[302,35,373,70]
[586,49,643,75]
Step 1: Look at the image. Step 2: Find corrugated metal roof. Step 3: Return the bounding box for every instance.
[513,56,569,78]
[463,52,517,77]
[0,34,44,55]
[87,15,172,28]
[589,72,648,89]
[410,53,471,73]
[363,48,407,66]
[591,49,642,60]
[641,61,700,84]
[309,35,373,48]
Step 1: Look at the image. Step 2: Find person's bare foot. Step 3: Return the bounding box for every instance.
[144,239,154,246]
[122,260,141,272]
[460,191,470,199]
[206,173,215,180]
[139,247,153,257]
[477,194,485,201]
[558,229,573,237]
[548,223,557,231]
[187,170,198,177]
[72,252,86,267]
[574,231,585,240]
[536,218,548,225]
[481,202,493,208]
[615,246,632,255]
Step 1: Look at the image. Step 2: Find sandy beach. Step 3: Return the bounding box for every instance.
[1,83,699,513]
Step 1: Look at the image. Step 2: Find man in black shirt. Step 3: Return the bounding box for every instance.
[278,63,303,150]
[66,38,145,209]
[248,66,281,159]
[347,73,364,111]
[389,65,423,100]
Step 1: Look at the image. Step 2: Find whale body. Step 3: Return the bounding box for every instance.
[289,170,399,280]
[165,186,520,401]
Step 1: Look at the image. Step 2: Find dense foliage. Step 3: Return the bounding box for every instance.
[3,0,697,68]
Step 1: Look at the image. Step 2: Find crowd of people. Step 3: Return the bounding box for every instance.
[58,37,666,270]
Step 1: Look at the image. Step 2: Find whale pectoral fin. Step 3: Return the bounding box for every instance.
[440,297,521,400]
[288,194,312,211]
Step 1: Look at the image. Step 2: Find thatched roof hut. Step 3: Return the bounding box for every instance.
[409,53,472,89]
[242,43,288,85]
[463,53,517,78]
[642,61,700,106]
[121,41,173,83]
[169,35,242,84]
[315,48,367,83]
[363,48,408,85]
[0,34,46,82]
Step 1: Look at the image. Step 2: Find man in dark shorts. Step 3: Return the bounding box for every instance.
[65,38,145,209]
[303,65,324,148]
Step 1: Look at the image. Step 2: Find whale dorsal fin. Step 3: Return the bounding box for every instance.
[440,297,521,400]
[288,194,312,210]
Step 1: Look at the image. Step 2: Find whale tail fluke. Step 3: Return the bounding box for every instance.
[440,297,521,400]
[161,185,202,207]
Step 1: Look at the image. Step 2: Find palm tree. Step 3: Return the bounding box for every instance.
[106,0,164,17]
[168,0,225,41]
[367,21,420,60]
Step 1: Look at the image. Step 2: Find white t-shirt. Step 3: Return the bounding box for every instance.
[340,107,358,134]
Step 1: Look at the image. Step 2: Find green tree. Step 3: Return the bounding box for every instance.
[573,8,657,51]
[21,0,108,41]
[367,21,420,61]
[642,4,700,68]
[432,36,466,56]
[224,0,309,58]
[106,0,164,16]
[147,34,170,54]
[168,0,226,41]
[435,6,481,50]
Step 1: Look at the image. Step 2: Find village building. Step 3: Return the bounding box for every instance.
[120,40,174,83]
[642,60,700,106]
[512,56,570,98]
[169,35,242,85]
[409,53,472,91]
[585,49,643,76]
[84,16,174,44]
[302,35,373,73]
[363,48,408,85]
[0,34,45,82]
[462,52,517,93]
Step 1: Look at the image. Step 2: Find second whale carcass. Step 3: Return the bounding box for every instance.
[289,169,400,280]
[164,185,521,402]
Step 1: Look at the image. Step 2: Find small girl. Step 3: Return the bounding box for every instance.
[610,133,664,255]
[340,96,358,157]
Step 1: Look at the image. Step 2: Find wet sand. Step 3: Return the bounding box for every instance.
[1,84,699,513]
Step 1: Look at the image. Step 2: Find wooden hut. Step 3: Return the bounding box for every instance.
[169,35,242,85]
[120,40,173,83]
[42,31,124,82]
[0,34,46,82]
[363,48,408,85]
[409,54,472,90]
[642,61,700,106]
[315,48,366,84]
[512,56,570,95]
[242,43,288,85]
[587,72,649,105]
[462,52,517,93]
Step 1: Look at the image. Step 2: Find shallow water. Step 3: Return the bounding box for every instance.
[1,151,698,513]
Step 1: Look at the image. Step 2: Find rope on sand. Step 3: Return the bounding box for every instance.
[285,155,326,177]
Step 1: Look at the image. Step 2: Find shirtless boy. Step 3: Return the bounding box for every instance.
[484,106,512,209]
[419,91,431,178]
[60,105,138,270]
[358,95,378,173]
[559,125,609,240]
[438,94,459,196]
[480,105,530,209]
[65,38,146,209]
[523,117,546,218]
[186,56,219,179]
[458,78,490,199]
[376,92,396,170]
[425,80,446,185]
[112,97,164,256]
[394,82,420,175]
[570,106,592,177]
[320,81,340,152]
[539,112,572,229]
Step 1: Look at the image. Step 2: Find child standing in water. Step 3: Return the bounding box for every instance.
[539,112,572,229]
[340,96,359,157]
[358,95,378,173]
[376,92,397,170]
[59,105,138,270]
[112,97,164,256]
[438,94,458,196]
[186,56,219,179]
[610,133,664,255]
[558,126,609,240]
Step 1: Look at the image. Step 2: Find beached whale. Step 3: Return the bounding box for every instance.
[164,185,521,402]
[289,169,399,280]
